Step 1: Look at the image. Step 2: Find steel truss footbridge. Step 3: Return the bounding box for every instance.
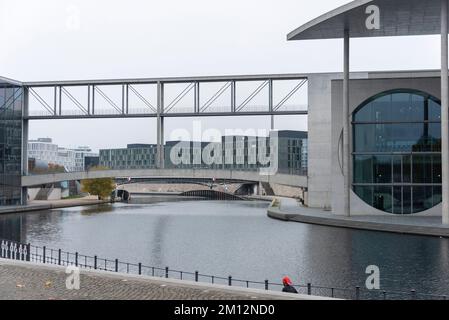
[20,73,309,172]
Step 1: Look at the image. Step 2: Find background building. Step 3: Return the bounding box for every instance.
[99,131,308,174]
[28,138,58,166]
[99,144,157,170]
[73,146,98,172]
[28,138,98,173]
[274,131,308,175]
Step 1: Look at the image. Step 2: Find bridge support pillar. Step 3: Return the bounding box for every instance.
[157,81,165,169]
[255,182,262,196]
[21,88,29,205]
[157,116,165,169]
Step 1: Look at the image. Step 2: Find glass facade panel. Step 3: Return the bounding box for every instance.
[433,155,442,184]
[403,155,411,183]
[372,94,391,122]
[353,123,441,153]
[392,186,402,214]
[373,155,391,184]
[429,99,441,122]
[353,90,441,215]
[0,82,23,206]
[403,186,412,215]
[413,154,432,184]
[392,156,402,183]
[373,186,393,213]
[354,155,373,184]
[354,101,372,122]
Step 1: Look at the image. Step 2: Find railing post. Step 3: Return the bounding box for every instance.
[411,289,417,300]
[115,259,119,272]
[43,246,46,264]
[58,249,61,265]
[355,286,360,300]
[165,267,169,278]
[94,255,97,269]
[195,271,199,282]
[138,263,142,275]
[265,280,269,291]
[26,243,31,262]
[228,276,232,286]
[75,252,78,267]
[307,283,312,295]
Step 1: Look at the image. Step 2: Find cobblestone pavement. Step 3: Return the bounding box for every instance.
[0,260,307,300]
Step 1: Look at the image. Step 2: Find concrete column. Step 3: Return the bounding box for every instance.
[343,29,350,217]
[159,116,165,168]
[21,88,29,205]
[442,0,449,224]
[157,82,165,169]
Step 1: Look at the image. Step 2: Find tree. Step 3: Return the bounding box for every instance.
[81,166,115,200]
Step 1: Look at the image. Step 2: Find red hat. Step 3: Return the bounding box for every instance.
[282,276,293,286]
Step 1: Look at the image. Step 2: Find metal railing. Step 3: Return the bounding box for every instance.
[26,104,308,118]
[1,239,447,300]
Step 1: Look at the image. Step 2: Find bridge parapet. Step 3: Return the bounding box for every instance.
[21,169,307,188]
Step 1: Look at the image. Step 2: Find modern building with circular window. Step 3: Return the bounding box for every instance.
[287,0,449,222]
[352,90,442,215]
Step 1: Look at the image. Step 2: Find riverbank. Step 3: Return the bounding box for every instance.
[0,258,328,300]
[268,198,449,238]
[0,196,110,215]
[0,193,275,215]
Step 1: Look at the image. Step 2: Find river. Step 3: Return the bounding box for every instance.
[1,199,449,298]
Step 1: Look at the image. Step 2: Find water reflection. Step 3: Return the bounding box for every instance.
[0,200,448,295]
[80,204,115,216]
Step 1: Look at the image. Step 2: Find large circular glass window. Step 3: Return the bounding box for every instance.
[353,90,442,214]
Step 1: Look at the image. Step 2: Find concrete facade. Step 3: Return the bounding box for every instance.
[306,71,443,217]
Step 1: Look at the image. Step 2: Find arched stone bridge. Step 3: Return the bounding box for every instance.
[21,169,307,188]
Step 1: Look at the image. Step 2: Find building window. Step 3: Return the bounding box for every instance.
[353,90,441,214]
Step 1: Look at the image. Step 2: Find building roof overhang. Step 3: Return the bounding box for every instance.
[287,0,444,41]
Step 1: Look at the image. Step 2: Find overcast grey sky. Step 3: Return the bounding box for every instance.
[0,0,442,151]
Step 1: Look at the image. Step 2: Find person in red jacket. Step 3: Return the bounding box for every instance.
[282,276,298,294]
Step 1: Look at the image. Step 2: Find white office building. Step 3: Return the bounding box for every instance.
[28,138,98,172]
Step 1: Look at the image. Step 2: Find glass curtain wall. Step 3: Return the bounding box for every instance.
[353,90,441,214]
[0,81,23,205]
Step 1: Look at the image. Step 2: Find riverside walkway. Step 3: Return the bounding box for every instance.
[0,197,110,215]
[0,259,322,300]
[268,198,449,238]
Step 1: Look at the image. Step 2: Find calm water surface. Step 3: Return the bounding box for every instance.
[1,200,449,296]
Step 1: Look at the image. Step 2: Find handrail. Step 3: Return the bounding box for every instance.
[0,239,447,300]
